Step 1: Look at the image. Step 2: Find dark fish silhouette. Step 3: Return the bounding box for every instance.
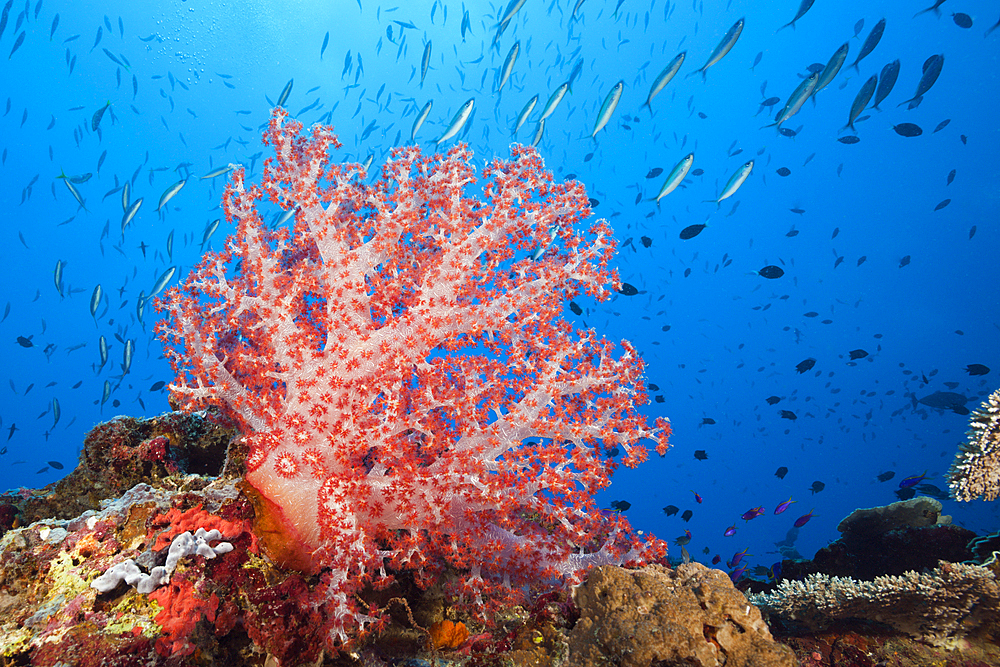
[877,471,895,482]
[617,283,638,296]
[934,199,951,211]
[663,505,680,516]
[917,390,969,414]
[872,60,900,110]
[838,135,861,144]
[899,255,911,268]
[848,349,868,360]
[796,358,817,373]
[766,396,781,405]
[809,481,825,494]
[681,509,693,522]
[850,18,885,71]
[933,119,951,133]
[776,167,791,176]
[775,466,789,479]
[952,12,972,27]
[914,0,947,17]
[646,167,663,178]
[610,500,631,511]
[569,302,582,316]
[899,54,944,107]
[893,122,923,137]
[780,410,797,420]
[966,364,990,376]
[757,265,784,279]
[694,450,709,460]
[680,223,706,239]
[778,0,816,31]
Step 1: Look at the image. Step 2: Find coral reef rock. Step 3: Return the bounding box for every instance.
[751,560,1000,647]
[567,563,796,667]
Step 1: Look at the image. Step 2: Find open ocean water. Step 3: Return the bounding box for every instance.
[1,0,998,580]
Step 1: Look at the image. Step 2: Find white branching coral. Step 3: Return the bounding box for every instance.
[749,561,1000,646]
[948,387,1000,502]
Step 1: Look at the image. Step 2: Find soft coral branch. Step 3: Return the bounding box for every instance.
[155,108,670,651]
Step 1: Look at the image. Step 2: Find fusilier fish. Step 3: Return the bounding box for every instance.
[850,18,885,71]
[420,41,431,87]
[122,338,133,375]
[276,78,293,107]
[844,75,877,131]
[763,72,819,129]
[643,52,685,111]
[497,41,519,92]
[654,153,694,204]
[539,82,570,121]
[150,266,177,297]
[531,118,545,147]
[157,179,186,211]
[707,160,753,205]
[872,60,900,109]
[53,260,64,297]
[90,284,102,321]
[121,196,142,238]
[411,100,432,140]
[813,43,849,96]
[777,0,816,31]
[591,80,623,138]
[200,164,234,179]
[689,18,744,80]
[898,54,943,107]
[436,98,474,145]
[513,94,538,135]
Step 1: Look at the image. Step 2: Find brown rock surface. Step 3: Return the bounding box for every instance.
[567,563,796,667]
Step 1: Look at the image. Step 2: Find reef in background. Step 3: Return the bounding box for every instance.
[0,413,998,667]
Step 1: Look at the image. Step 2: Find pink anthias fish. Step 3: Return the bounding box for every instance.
[741,505,765,521]
[773,496,796,515]
[794,509,816,527]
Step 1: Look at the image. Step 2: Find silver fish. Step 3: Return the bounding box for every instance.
[539,81,570,121]
[420,41,432,87]
[122,338,133,375]
[150,266,177,297]
[157,179,186,211]
[764,72,819,129]
[655,153,694,204]
[498,41,519,93]
[90,284,102,320]
[813,43,849,96]
[201,164,234,179]
[54,259,64,297]
[690,18,744,79]
[276,78,293,107]
[643,52,685,111]
[436,98,474,145]
[707,160,753,205]
[411,100,433,141]
[121,197,142,238]
[513,94,538,136]
[531,118,545,147]
[592,80,623,138]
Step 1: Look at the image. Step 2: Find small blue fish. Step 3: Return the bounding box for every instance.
[899,470,929,488]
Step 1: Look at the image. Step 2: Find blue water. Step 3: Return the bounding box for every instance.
[1,0,997,580]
